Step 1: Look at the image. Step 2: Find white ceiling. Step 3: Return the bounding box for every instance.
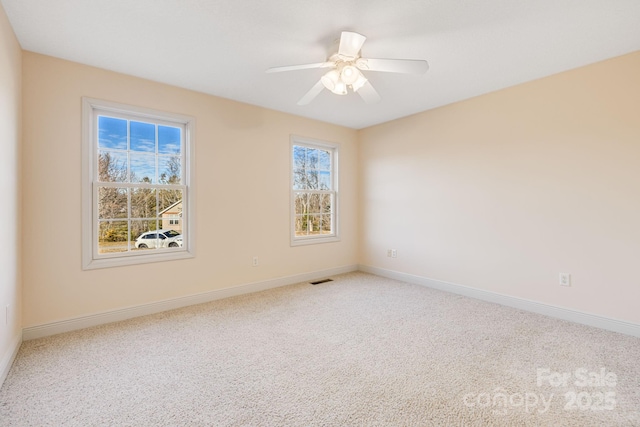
[3,0,640,129]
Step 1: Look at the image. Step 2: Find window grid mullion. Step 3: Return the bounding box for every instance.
[94,182,186,190]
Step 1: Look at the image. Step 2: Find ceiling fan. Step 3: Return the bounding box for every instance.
[266,31,429,105]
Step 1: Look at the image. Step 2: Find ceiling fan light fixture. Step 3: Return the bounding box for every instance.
[267,31,428,105]
[331,80,348,95]
[340,65,359,85]
[351,73,368,92]
[321,70,340,91]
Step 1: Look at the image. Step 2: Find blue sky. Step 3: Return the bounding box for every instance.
[98,116,127,150]
[98,116,182,183]
[293,145,331,190]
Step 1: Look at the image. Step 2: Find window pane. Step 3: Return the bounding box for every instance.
[130,121,155,153]
[130,153,156,183]
[306,170,318,189]
[294,193,307,215]
[307,149,318,170]
[159,156,181,184]
[98,220,129,254]
[98,151,128,182]
[318,150,330,171]
[159,192,183,235]
[307,214,321,235]
[321,194,332,213]
[319,171,331,190]
[308,193,321,213]
[131,188,157,218]
[158,189,182,213]
[295,214,315,236]
[295,216,306,236]
[293,145,306,169]
[158,126,181,154]
[132,219,158,250]
[98,187,128,219]
[293,168,306,190]
[131,219,157,238]
[98,116,127,150]
[321,214,332,234]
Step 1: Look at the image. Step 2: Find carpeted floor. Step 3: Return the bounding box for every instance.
[1,272,639,426]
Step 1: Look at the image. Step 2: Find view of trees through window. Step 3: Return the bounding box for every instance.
[292,144,335,238]
[96,115,184,254]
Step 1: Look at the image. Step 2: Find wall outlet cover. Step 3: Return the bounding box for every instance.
[559,273,571,287]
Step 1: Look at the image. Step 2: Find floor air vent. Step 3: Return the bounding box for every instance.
[310,278,333,285]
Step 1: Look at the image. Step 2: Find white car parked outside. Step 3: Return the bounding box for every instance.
[135,230,182,249]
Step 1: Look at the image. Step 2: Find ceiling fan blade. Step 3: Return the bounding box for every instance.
[356,81,381,104]
[266,62,333,73]
[338,31,366,58]
[297,80,325,105]
[357,58,429,74]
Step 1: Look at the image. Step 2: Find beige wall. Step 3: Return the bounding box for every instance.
[21,52,358,327]
[0,3,22,370]
[358,51,640,324]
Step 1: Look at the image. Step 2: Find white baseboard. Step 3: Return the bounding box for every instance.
[23,264,358,341]
[1,332,22,387]
[23,263,638,341]
[359,265,640,338]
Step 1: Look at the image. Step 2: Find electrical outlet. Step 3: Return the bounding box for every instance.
[559,273,571,287]
[391,249,397,258]
[387,249,392,257]
[252,256,259,267]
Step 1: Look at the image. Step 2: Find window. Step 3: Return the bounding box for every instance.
[82,98,195,269]
[291,136,339,245]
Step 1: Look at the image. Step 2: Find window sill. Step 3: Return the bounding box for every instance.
[290,235,341,247]
[83,250,194,270]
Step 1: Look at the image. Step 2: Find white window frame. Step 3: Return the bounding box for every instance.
[82,97,195,269]
[290,135,339,246]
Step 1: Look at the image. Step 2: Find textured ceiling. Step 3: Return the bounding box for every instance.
[2,0,640,129]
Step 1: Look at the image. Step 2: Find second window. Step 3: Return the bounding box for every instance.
[291,137,338,245]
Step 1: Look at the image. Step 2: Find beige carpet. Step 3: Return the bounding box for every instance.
[1,272,639,426]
